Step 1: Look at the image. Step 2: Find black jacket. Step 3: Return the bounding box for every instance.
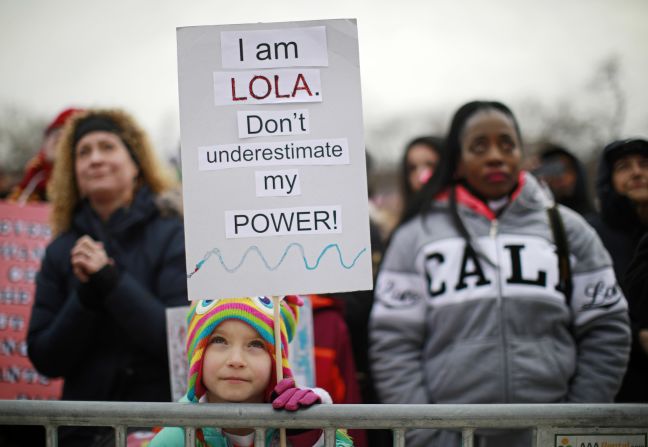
[587,139,648,402]
[28,186,188,404]
[616,231,648,403]
[587,141,648,286]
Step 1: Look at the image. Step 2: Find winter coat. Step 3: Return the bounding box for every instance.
[310,295,362,405]
[27,186,188,445]
[587,140,648,284]
[309,294,367,447]
[369,172,630,447]
[150,426,353,447]
[586,139,648,402]
[6,151,52,203]
[621,233,648,402]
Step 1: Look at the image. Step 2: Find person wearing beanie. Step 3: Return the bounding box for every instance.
[7,107,81,203]
[27,108,187,447]
[587,138,648,402]
[150,296,354,447]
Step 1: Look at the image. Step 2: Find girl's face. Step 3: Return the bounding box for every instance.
[407,144,439,193]
[457,109,522,200]
[74,131,139,203]
[202,319,272,404]
[611,153,648,204]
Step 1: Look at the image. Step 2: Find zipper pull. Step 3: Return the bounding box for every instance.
[490,219,498,238]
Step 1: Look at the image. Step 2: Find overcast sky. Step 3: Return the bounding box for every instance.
[1,0,647,163]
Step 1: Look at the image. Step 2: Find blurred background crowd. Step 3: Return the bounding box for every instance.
[1,0,647,205]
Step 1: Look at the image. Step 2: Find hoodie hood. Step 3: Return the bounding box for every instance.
[538,146,594,215]
[596,138,648,230]
[434,171,549,221]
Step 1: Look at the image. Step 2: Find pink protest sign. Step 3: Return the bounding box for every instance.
[0,201,62,400]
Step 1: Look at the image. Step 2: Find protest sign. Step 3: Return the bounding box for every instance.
[177,19,372,298]
[0,201,62,400]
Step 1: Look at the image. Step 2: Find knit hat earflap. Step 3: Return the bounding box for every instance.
[185,295,302,403]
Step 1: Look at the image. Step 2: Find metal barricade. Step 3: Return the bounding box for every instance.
[0,401,647,447]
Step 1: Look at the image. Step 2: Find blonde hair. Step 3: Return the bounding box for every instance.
[48,108,178,235]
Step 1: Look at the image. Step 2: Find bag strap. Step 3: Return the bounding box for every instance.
[547,205,573,305]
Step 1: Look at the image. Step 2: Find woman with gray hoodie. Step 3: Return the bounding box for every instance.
[370,101,631,447]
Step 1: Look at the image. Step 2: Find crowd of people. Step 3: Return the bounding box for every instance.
[0,100,645,446]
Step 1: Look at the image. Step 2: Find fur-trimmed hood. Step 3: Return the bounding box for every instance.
[48,108,178,234]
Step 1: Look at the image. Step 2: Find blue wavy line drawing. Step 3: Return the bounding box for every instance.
[187,243,367,279]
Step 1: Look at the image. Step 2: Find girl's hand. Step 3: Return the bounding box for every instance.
[271,378,321,411]
[70,235,112,282]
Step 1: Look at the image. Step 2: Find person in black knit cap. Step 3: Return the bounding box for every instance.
[27,109,187,446]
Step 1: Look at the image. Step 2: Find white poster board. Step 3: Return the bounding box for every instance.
[177,19,372,298]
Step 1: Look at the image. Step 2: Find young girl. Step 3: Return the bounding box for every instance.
[370,101,630,447]
[151,296,354,447]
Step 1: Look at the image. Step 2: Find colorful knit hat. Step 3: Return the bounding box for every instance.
[185,295,302,403]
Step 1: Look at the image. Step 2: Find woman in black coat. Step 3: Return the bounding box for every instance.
[623,233,648,402]
[27,109,188,446]
[587,138,648,402]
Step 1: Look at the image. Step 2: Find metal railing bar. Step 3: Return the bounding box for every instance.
[115,425,126,447]
[184,426,195,447]
[462,427,474,447]
[531,427,538,447]
[254,428,265,446]
[392,428,405,447]
[45,425,57,447]
[1,402,647,430]
[324,427,336,446]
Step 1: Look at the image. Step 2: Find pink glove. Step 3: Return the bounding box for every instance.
[272,378,321,411]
